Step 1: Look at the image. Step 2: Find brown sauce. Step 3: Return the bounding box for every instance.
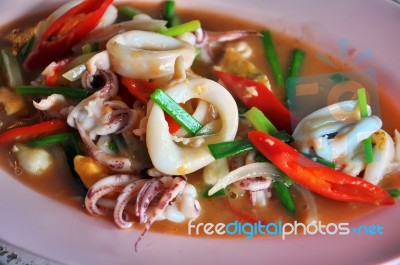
[0,2,399,238]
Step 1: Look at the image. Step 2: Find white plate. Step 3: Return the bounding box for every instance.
[1,0,400,264]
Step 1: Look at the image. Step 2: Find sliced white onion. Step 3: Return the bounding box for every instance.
[203,158,230,185]
[208,162,280,196]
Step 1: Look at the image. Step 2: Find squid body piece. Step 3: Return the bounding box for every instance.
[107,30,196,79]
[146,78,238,175]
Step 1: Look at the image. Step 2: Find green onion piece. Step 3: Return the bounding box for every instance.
[282,175,294,187]
[28,132,77,148]
[254,152,268,162]
[163,0,175,20]
[286,49,305,100]
[64,136,86,194]
[208,139,254,159]
[108,139,119,152]
[261,30,284,87]
[288,49,305,78]
[302,153,336,169]
[70,133,83,156]
[159,20,201,37]
[163,0,181,26]
[238,107,249,115]
[150,89,203,135]
[244,107,278,134]
[20,35,36,62]
[202,186,226,198]
[169,16,182,27]
[62,64,86,82]
[16,85,91,99]
[273,180,295,214]
[272,130,293,143]
[388,189,400,198]
[195,47,201,58]
[196,119,221,136]
[119,6,141,19]
[81,43,99,54]
[1,49,24,88]
[357,87,374,163]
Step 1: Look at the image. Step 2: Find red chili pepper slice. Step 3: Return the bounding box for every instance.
[0,120,70,145]
[24,0,113,70]
[44,57,74,86]
[121,77,157,105]
[214,70,292,133]
[248,130,395,206]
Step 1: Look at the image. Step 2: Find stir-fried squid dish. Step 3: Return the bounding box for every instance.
[1,0,399,251]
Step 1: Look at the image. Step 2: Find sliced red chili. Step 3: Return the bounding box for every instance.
[24,0,112,70]
[248,130,395,206]
[214,70,292,133]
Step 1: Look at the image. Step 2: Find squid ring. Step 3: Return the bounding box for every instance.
[146,78,238,175]
[106,30,195,79]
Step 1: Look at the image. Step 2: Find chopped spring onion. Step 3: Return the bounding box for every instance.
[108,138,119,152]
[62,64,86,82]
[208,139,254,160]
[288,49,305,78]
[357,88,374,163]
[272,180,295,214]
[202,186,226,198]
[119,6,141,19]
[209,130,291,160]
[254,151,268,162]
[261,30,284,87]
[286,49,305,100]
[244,107,278,134]
[271,130,293,143]
[302,153,336,169]
[159,20,201,37]
[81,43,99,54]
[388,189,400,198]
[163,0,181,27]
[64,135,86,194]
[27,132,78,148]
[16,85,92,99]
[150,89,203,136]
[1,49,24,88]
[20,35,36,62]
[238,107,249,115]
